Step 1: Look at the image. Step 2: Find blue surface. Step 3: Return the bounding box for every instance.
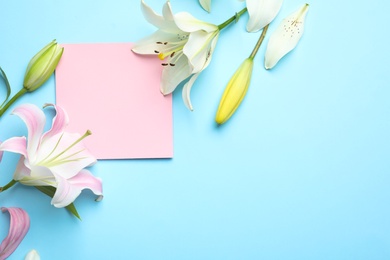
[0,0,390,259]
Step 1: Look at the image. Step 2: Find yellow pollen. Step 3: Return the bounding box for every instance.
[158,53,165,60]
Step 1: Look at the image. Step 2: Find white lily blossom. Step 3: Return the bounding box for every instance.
[199,0,211,12]
[174,12,220,109]
[132,0,191,95]
[133,0,220,110]
[239,0,284,32]
[264,4,309,69]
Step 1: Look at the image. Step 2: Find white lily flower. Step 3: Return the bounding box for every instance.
[132,0,191,95]
[239,0,283,32]
[133,0,220,110]
[264,4,309,69]
[174,12,220,109]
[199,0,211,12]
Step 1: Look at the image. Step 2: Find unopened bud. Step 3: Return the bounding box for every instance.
[23,40,64,92]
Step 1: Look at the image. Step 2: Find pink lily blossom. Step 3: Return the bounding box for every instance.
[0,103,103,208]
[0,207,30,260]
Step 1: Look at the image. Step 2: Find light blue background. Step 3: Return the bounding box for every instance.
[0,0,389,259]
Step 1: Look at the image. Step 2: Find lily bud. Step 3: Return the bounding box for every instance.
[215,58,254,125]
[23,40,64,92]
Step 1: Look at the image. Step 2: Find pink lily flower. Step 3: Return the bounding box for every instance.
[0,103,103,208]
[0,207,30,260]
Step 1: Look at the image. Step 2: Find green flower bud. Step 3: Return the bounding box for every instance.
[23,40,64,92]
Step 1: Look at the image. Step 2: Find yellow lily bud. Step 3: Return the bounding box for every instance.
[23,40,64,92]
[215,58,254,125]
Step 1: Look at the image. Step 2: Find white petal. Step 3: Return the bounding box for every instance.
[141,0,164,29]
[246,0,283,32]
[183,31,219,73]
[174,12,218,33]
[182,73,201,111]
[21,165,56,186]
[264,4,309,69]
[25,249,40,260]
[197,32,219,72]
[39,132,96,179]
[161,55,192,94]
[199,0,211,12]
[13,157,32,183]
[132,30,181,54]
[162,1,174,21]
[141,0,178,33]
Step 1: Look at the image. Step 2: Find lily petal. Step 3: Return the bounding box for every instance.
[13,157,33,183]
[199,0,211,12]
[264,4,309,69]
[132,30,184,55]
[41,103,69,144]
[182,73,200,111]
[25,249,40,260]
[0,207,30,259]
[12,104,45,160]
[246,0,283,32]
[0,137,27,157]
[141,0,177,33]
[183,30,219,73]
[52,170,103,208]
[161,56,192,95]
[36,132,96,179]
[174,12,218,33]
[162,0,175,22]
[20,165,55,186]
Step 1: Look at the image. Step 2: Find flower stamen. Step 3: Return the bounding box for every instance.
[42,130,92,165]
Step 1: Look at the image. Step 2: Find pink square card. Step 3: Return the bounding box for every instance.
[55,43,173,159]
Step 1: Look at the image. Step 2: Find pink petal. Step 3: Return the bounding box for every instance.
[0,137,27,158]
[52,170,103,208]
[41,103,69,143]
[12,104,45,159]
[0,207,30,259]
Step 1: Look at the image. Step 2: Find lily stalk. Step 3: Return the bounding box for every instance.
[218,7,248,30]
[215,24,269,125]
[0,40,63,118]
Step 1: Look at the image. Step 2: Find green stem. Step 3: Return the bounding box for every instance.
[0,179,17,192]
[0,88,27,117]
[218,7,248,30]
[249,24,269,60]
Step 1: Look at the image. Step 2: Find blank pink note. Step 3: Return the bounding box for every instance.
[55,43,173,159]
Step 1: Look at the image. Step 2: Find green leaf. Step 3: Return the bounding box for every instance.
[34,186,81,220]
[0,66,11,109]
[65,203,81,220]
